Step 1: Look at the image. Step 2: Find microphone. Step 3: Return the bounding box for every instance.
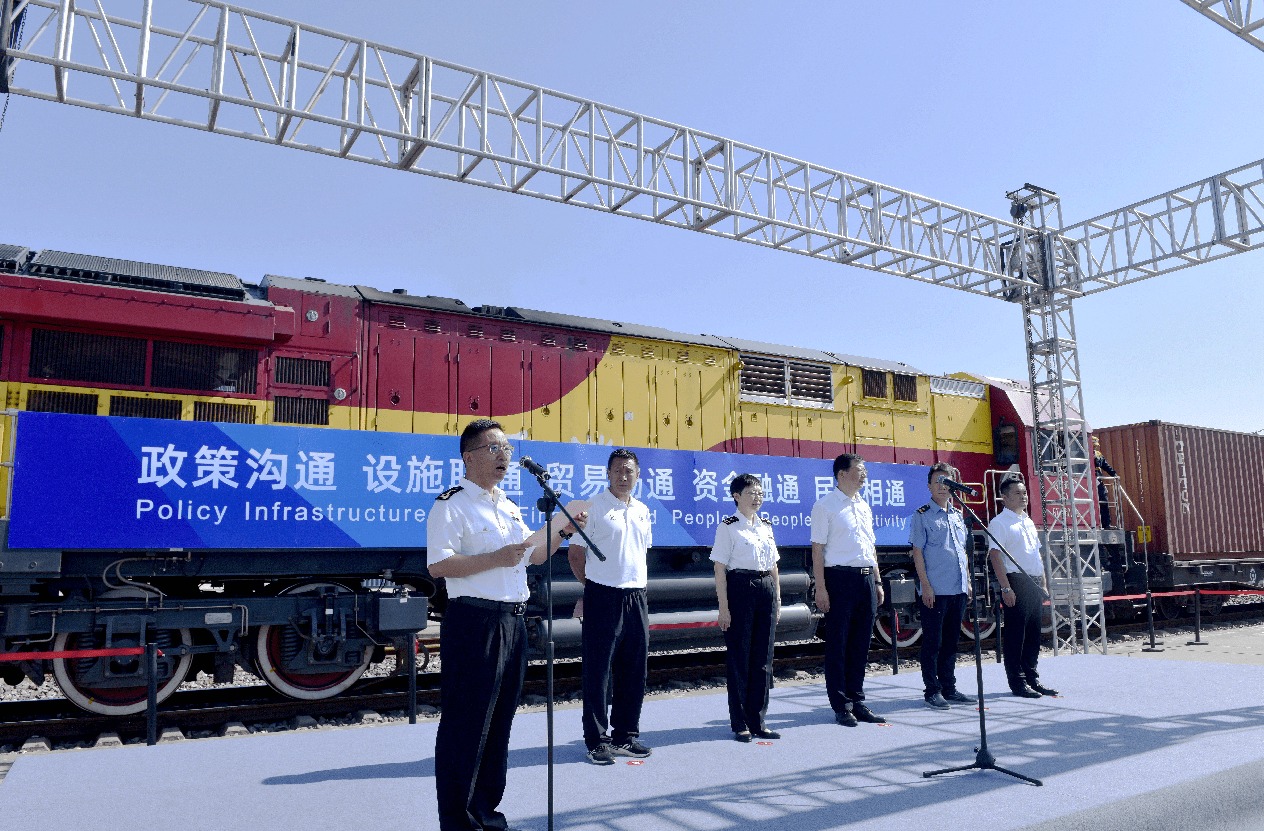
[938,476,979,498]
[518,456,549,479]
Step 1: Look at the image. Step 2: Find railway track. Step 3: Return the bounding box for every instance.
[2,602,1260,753]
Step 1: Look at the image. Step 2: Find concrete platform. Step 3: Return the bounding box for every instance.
[2,653,1262,831]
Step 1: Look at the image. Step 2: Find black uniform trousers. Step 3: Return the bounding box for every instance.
[917,591,967,698]
[435,600,527,831]
[723,571,778,733]
[581,580,649,750]
[822,567,877,713]
[1002,573,1044,691]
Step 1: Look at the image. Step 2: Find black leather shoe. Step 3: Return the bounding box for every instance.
[851,703,886,724]
[1029,683,1059,697]
[734,730,753,742]
[835,710,858,727]
[1011,685,1042,698]
[751,728,781,740]
[943,690,976,705]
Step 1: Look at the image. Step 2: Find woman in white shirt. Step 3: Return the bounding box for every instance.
[712,473,782,742]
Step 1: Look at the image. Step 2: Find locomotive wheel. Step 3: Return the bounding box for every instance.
[253,582,374,700]
[51,627,193,716]
[874,613,922,646]
[960,608,997,640]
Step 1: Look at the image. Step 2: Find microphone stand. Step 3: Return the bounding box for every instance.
[922,489,1047,786]
[524,467,605,831]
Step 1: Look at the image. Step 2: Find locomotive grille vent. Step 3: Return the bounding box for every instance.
[893,373,918,403]
[110,396,182,420]
[26,389,98,415]
[275,356,331,387]
[704,355,717,366]
[468,324,484,338]
[541,333,557,347]
[641,345,655,360]
[609,343,626,356]
[739,355,787,398]
[740,354,833,408]
[929,376,986,399]
[274,395,329,425]
[788,363,832,403]
[862,369,888,399]
[30,328,146,386]
[676,350,690,363]
[500,328,516,342]
[571,337,588,351]
[424,319,440,334]
[388,314,406,329]
[152,341,258,394]
[194,401,257,423]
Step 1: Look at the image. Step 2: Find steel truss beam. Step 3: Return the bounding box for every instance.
[1063,157,1264,294]
[0,0,1045,299]
[1181,0,1264,53]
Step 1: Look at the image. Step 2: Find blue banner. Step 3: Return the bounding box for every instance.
[7,413,931,550]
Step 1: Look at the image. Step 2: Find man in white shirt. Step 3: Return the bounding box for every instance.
[986,476,1059,699]
[427,418,585,831]
[810,453,886,727]
[568,448,654,765]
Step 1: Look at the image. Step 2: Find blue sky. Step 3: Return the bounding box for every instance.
[3,1,1262,434]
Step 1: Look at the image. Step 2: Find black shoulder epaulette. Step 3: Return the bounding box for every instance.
[435,486,464,501]
[723,515,740,525]
[917,504,932,514]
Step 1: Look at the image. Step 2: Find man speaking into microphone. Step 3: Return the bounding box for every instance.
[908,463,974,710]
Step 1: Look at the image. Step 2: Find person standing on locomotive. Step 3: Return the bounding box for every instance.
[568,448,654,766]
[426,418,587,831]
[810,453,887,727]
[987,475,1059,699]
[908,463,975,710]
[712,473,782,742]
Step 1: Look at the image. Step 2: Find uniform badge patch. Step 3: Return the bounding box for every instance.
[436,486,464,501]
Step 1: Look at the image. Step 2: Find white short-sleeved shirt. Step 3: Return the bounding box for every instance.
[578,488,652,589]
[711,513,780,572]
[986,507,1045,576]
[809,488,877,568]
[426,476,533,602]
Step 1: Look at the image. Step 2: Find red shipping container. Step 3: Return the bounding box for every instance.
[1094,421,1264,560]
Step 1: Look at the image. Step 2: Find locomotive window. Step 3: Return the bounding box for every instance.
[739,355,787,398]
[109,395,182,420]
[29,328,146,386]
[27,390,98,415]
[893,373,918,402]
[152,342,258,394]
[862,369,888,399]
[194,401,257,423]
[274,356,331,387]
[274,395,329,425]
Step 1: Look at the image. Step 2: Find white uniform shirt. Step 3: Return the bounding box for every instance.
[711,513,780,571]
[809,488,878,567]
[579,488,652,589]
[986,507,1045,576]
[426,477,533,602]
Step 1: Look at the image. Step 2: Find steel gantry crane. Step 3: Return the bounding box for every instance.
[3,0,1264,655]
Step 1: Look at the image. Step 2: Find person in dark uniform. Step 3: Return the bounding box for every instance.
[986,475,1059,699]
[908,462,975,710]
[1093,437,1118,528]
[427,418,586,831]
[810,453,886,727]
[711,473,782,742]
[568,448,654,765]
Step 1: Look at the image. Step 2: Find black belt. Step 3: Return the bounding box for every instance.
[827,565,874,575]
[452,596,527,616]
[728,568,773,578]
